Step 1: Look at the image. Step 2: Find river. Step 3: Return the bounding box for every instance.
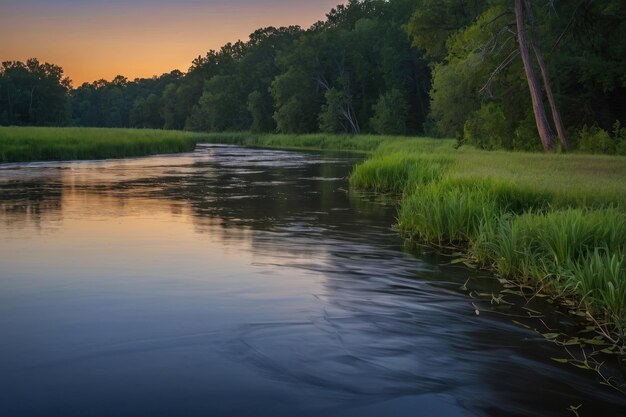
[0,145,624,416]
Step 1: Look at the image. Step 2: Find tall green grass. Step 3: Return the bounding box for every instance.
[565,249,626,335]
[398,181,500,243]
[471,208,624,277]
[394,177,626,339]
[349,153,452,194]
[0,127,205,163]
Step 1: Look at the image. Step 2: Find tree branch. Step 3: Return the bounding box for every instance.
[479,49,520,95]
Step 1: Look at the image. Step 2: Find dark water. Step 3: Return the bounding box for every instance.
[0,145,624,417]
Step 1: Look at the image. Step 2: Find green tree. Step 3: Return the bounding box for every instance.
[370,89,409,135]
[409,0,624,151]
[271,67,320,133]
[247,90,275,133]
[187,74,249,132]
[319,88,348,133]
[0,58,71,126]
[130,94,163,128]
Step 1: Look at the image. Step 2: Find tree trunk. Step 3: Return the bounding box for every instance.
[341,102,360,134]
[514,0,555,152]
[524,0,569,151]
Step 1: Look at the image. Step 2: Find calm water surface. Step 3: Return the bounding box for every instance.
[0,145,624,417]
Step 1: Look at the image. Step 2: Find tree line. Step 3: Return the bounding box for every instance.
[1,0,624,152]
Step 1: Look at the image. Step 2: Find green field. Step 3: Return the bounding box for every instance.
[2,127,625,346]
[0,126,205,163]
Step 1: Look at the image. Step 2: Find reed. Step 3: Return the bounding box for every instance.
[564,248,626,335]
[349,153,452,194]
[397,181,500,244]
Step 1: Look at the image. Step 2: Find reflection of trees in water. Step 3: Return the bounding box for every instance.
[91,153,393,247]
[0,179,63,230]
[0,151,391,254]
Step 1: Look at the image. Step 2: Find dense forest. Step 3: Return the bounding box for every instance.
[1,0,624,152]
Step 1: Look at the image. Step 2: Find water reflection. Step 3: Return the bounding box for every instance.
[0,173,63,230]
[0,146,624,417]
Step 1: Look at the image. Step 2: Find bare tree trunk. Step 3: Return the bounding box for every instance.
[340,101,360,134]
[524,0,569,151]
[335,61,360,134]
[314,74,360,134]
[514,0,555,151]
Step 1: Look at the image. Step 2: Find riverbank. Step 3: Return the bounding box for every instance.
[0,127,203,163]
[3,127,625,352]
[204,132,626,353]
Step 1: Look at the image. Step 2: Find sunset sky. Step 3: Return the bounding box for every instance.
[0,0,346,85]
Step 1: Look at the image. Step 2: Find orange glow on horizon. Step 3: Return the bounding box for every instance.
[0,1,346,85]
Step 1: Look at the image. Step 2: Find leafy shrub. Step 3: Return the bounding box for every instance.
[577,124,616,154]
[612,120,626,155]
[369,89,409,135]
[463,103,513,150]
[513,113,543,151]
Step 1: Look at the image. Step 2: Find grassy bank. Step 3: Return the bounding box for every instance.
[205,132,626,346]
[0,127,204,163]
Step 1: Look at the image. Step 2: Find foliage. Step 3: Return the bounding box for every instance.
[369,89,409,135]
[130,94,163,128]
[186,75,249,132]
[408,0,626,151]
[0,59,71,126]
[247,91,275,133]
[464,103,511,150]
[271,67,320,133]
[319,88,345,133]
[407,0,485,60]
[576,124,624,155]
